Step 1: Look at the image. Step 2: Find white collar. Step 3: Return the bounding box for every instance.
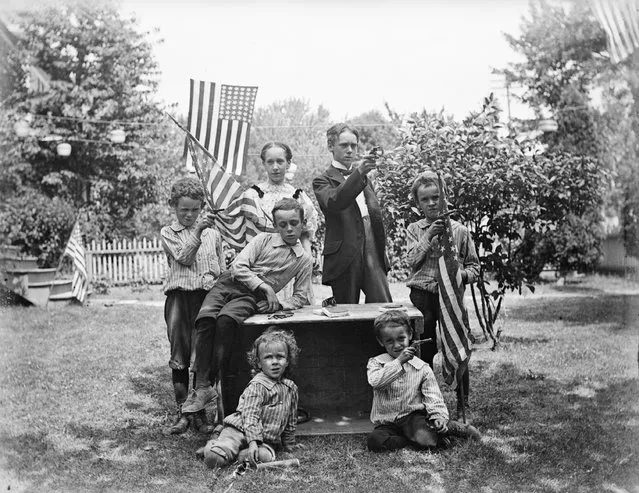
[271,233,305,258]
[331,159,351,172]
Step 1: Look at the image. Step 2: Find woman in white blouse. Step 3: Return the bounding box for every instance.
[247,142,319,302]
[249,141,319,254]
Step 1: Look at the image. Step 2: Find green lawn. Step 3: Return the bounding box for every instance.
[1,276,638,492]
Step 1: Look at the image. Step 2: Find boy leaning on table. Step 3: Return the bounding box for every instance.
[181,197,313,418]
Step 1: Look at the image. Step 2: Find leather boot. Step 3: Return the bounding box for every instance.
[192,409,215,434]
[446,419,481,442]
[167,404,190,435]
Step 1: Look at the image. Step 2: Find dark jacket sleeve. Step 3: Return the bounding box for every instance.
[312,168,368,213]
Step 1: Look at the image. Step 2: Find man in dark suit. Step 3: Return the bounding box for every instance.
[313,123,392,304]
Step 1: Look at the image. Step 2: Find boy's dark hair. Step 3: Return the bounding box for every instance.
[246,326,301,377]
[373,310,414,340]
[260,141,293,162]
[326,123,360,148]
[168,177,205,208]
[272,197,304,223]
[410,170,442,205]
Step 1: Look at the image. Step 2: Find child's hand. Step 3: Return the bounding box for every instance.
[432,418,448,433]
[397,346,417,364]
[257,284,281,313]
[426,219,445,241]
[196,213,216,232]
[246,441,260,467]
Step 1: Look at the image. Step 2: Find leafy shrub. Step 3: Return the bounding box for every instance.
[0,188,76,267]
[376,95,608,344]
[126,203,174,240]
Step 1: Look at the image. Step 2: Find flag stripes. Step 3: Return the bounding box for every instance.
[186,136,268,251]
[63,220,88,303]
[436,255,471,387]
[591,0,639,64]
[187,137,243,211]
[183,79,257,175]
[433,172,472,389]
[213,201,265,251]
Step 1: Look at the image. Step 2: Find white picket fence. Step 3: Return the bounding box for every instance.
[87,237,167,285]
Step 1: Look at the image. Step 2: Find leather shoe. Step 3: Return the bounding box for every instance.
[446,420,482,442]
[182,386,217,414]
[167,406,190,435]
[192,409,215,434]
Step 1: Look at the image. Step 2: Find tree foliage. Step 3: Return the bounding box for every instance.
[376,95,608,344]
[503,0,639,258]
[0,2,185,265]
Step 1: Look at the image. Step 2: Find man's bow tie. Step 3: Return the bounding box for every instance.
[337,167,353,176]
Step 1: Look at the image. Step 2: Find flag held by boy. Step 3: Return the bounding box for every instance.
[183,79,258,175]
[185,137,269,251]
[433,172,472,389]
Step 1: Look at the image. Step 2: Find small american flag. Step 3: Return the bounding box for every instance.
[591,0,639,64]
[183,79,258,175]
[62,220,88,303]
[433,172,471,389]
[186,137,269,251]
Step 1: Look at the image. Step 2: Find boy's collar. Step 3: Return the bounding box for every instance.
[253,371,293,389]
[170,219,188,232]
[272,234,304,257]
[374,352,425,370]
[417,218,433,229]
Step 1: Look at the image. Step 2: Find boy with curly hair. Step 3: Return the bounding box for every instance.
[200,327,302,468]
[161,176,226,435]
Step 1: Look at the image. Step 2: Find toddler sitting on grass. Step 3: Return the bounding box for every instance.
[367,310,481,452]
[198,327,302,468]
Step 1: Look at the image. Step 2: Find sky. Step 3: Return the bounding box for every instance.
[120,0,536,122]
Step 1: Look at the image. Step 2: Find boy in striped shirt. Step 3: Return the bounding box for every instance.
[200,327,301,468]
[161,177,226,435]
[367,310,481,452]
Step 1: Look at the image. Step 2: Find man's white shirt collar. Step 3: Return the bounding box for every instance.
[331,159,351,172]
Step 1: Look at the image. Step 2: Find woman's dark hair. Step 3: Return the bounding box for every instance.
[260,142,293,163]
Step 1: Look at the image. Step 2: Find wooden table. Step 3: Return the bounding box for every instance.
[232,303,424,435]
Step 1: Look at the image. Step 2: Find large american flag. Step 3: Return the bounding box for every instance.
[591,0,639,64]
[186,137,269,251]
[62,219,88,303]
[183,79,258,175]
[433,172,472,389]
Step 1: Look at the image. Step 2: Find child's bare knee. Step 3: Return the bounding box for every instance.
[204,446,231,468]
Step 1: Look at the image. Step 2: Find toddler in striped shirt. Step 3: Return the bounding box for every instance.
[367,310,481,452]
[200,327,301,468]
